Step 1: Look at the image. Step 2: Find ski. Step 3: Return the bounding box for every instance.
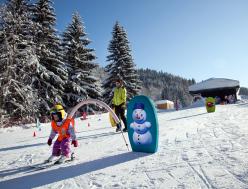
[28,162,54,170]
[29,159,75,170]
[29,153,76,170]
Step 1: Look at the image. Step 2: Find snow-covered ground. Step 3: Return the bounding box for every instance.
[0,102,248,189]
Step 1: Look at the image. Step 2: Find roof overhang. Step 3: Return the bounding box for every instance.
[189,78,240,94]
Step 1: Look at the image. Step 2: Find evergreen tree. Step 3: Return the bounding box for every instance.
[138,68,193,107]
[32,0,67,113]
[239,87,248,96]
[0,0,39,123]
[103,22,141,105]
[62,13,101,107]
[161,84,189,107]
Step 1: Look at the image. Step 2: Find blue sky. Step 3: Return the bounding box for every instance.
[2,0,248,87]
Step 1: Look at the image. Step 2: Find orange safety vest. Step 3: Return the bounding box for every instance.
[51,119,75,141]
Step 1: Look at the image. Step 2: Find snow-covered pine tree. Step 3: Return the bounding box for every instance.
[161,82,191,107]
[239,87,248,96]
[32,0,67,113]
[103,22,141,105]
[0,4,5,121]
[0,0,39,124]
[62,12,101,107]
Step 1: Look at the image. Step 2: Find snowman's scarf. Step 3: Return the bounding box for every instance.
[135,119,146,124]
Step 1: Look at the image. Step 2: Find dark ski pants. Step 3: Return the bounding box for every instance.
[114,105,127,129]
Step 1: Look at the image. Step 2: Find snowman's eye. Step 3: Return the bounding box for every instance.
[141,114,143,116]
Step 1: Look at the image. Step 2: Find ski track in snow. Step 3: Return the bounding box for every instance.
[0,103,248,188]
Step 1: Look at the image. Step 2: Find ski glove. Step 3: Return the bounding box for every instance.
[72,140,78,147]
[47,138,52,146]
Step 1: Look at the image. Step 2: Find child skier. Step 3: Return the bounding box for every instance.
[46,104,78,164]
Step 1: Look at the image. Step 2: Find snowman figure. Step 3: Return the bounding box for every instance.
[130,103,152,145]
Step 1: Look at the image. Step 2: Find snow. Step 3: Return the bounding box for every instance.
[189,78,240,92]
[1,102,248,188]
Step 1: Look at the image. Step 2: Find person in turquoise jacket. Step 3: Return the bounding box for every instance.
[112,78,128,132]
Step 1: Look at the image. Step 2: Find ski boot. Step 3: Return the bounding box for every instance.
[116,124,122,132]
[122,127,128,132]
[44,155,55,163]
[54,155,69,164]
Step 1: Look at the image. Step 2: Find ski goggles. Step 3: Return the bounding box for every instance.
[51,111,63,121]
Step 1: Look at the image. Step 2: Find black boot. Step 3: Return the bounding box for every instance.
[116,123,121,132]
[122,127,128,132]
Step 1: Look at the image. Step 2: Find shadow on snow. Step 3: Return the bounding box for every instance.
[0,152,150,189]
[0,131,119,152]
[0,143,46,152]
[167,112,208,121]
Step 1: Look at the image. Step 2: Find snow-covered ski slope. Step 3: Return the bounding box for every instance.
[0,102,248,189]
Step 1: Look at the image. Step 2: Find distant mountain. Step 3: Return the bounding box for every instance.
[137,68,195,107]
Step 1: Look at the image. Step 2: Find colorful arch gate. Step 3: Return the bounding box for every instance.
[67,99,129,150]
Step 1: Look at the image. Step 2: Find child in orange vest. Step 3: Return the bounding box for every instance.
[46,104,78,164]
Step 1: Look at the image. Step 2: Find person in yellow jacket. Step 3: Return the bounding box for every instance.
[112,78,128,132]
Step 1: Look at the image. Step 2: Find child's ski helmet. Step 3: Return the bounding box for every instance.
[50,104,66,121]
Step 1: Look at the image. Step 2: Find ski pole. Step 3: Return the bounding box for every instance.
[119,125,129,151]
[71,149,75,160]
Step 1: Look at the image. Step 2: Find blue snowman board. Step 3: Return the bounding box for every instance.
[127,95,159,153]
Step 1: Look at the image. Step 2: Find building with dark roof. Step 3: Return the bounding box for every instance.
[189,78,240,101]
